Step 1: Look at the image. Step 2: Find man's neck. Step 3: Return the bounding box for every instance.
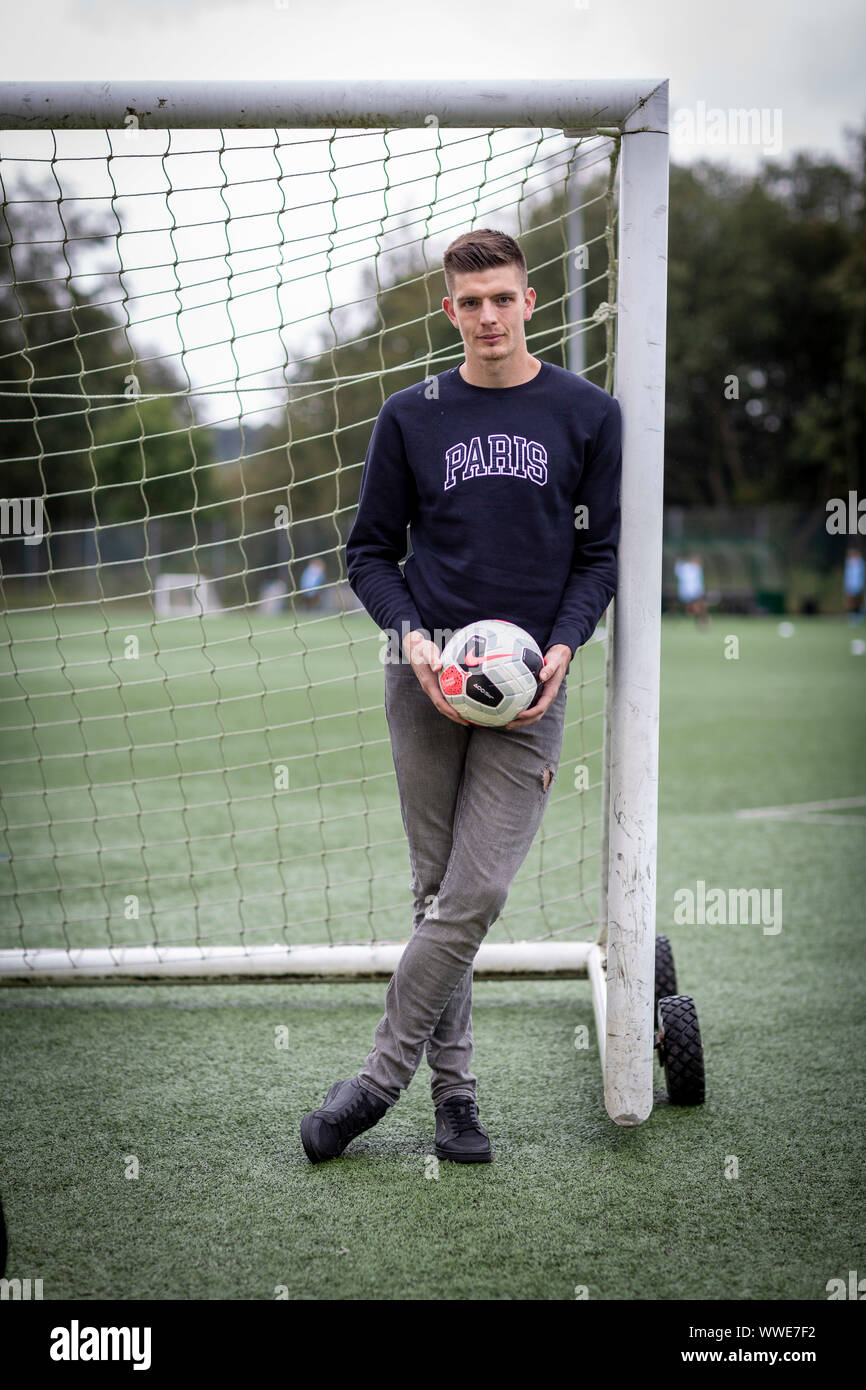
[458,354,542,389]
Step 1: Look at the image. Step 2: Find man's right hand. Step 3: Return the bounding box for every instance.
[401,629,474,726]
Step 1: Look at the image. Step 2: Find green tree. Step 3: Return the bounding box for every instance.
[664,132,865,512]
[0,178,216,535]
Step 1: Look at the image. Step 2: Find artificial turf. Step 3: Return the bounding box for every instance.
[0,613,863,1299]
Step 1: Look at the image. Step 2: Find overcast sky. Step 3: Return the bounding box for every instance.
[2,0,863,437]
[4,0,865,169]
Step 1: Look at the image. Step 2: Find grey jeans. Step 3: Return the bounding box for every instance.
[357,655,568,1109]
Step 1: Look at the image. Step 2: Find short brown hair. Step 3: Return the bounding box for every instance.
[443,228,527,298]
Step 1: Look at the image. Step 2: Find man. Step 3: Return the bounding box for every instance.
[843,546,864,623]
[300,228,621,1164]
[299,556,327,610]
[675,553,709,626]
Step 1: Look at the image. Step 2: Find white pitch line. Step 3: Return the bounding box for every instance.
[736,795,866,822]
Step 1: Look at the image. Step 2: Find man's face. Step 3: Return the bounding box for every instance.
[443,266,535,366]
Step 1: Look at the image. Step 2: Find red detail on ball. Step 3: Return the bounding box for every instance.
[439,665,465,696]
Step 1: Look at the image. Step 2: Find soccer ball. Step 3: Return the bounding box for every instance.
[438,619,544,727]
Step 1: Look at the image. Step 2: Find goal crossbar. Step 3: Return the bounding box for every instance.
[0,79,667,134]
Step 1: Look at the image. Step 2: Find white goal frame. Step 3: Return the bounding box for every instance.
[0,79,669,1126]
[153,574,222,617]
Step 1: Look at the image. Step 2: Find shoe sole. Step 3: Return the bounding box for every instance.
[434,1144,493,1163]
[300,1080,345,1164]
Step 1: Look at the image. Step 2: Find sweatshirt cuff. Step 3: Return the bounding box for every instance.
[380,605,427,659]
[546,624,583,659]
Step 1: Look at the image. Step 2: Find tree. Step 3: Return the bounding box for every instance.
[664,131,865,512]
[0,177,216,537]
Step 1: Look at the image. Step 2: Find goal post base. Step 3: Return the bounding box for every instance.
[0,940,595,986]
[0,937,649,1125]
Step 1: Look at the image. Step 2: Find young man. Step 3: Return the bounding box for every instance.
[300,228,622,1165]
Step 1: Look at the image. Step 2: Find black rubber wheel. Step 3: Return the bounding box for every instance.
[657,994,705,1105]
[654,935,678,1016]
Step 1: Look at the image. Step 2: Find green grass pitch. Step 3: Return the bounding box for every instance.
[0,610,863,1299]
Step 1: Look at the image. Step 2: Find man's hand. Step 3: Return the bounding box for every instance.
[402,628,474,726]
[505,643,573,729]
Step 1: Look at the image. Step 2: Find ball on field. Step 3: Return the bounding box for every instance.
[438,619,544,727]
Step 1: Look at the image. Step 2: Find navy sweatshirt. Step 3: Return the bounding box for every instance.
[345,359,622,659]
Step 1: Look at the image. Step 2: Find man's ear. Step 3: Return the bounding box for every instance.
[523,286,536,319]
[442,296,458,328]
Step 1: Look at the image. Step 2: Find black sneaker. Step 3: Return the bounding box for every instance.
[434,1096,492,1163]
[300,1077,389,1163]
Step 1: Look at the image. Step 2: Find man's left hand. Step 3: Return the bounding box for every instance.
[505,643,573,728]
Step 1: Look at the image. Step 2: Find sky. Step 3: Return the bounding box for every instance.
[2,0,864,435]
[3,0,865,168]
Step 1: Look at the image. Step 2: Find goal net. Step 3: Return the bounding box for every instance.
[0,82,668,1124]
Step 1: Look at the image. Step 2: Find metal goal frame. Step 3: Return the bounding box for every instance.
[0,79,669,1126]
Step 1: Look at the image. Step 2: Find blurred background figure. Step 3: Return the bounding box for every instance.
[675,553,710,626]
[843,546,865,623]
[299,556,327,611]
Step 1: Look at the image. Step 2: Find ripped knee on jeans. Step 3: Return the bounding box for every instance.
[542,765,554,793]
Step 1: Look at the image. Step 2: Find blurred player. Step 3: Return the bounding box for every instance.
[299,556,327,611]
[675,553,709,626]
[843,546,864,623]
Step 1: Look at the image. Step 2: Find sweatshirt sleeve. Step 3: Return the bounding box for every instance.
[345,397,426,641]
[547,394,622,657]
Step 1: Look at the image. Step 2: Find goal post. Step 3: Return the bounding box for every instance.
[0,80,669,1126]
[606,82,669,1125]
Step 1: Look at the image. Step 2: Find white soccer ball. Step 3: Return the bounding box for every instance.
[438,619,544,728]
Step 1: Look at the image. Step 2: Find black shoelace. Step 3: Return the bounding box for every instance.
[440,1098,480,1135]
[329,1087,376,1142]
